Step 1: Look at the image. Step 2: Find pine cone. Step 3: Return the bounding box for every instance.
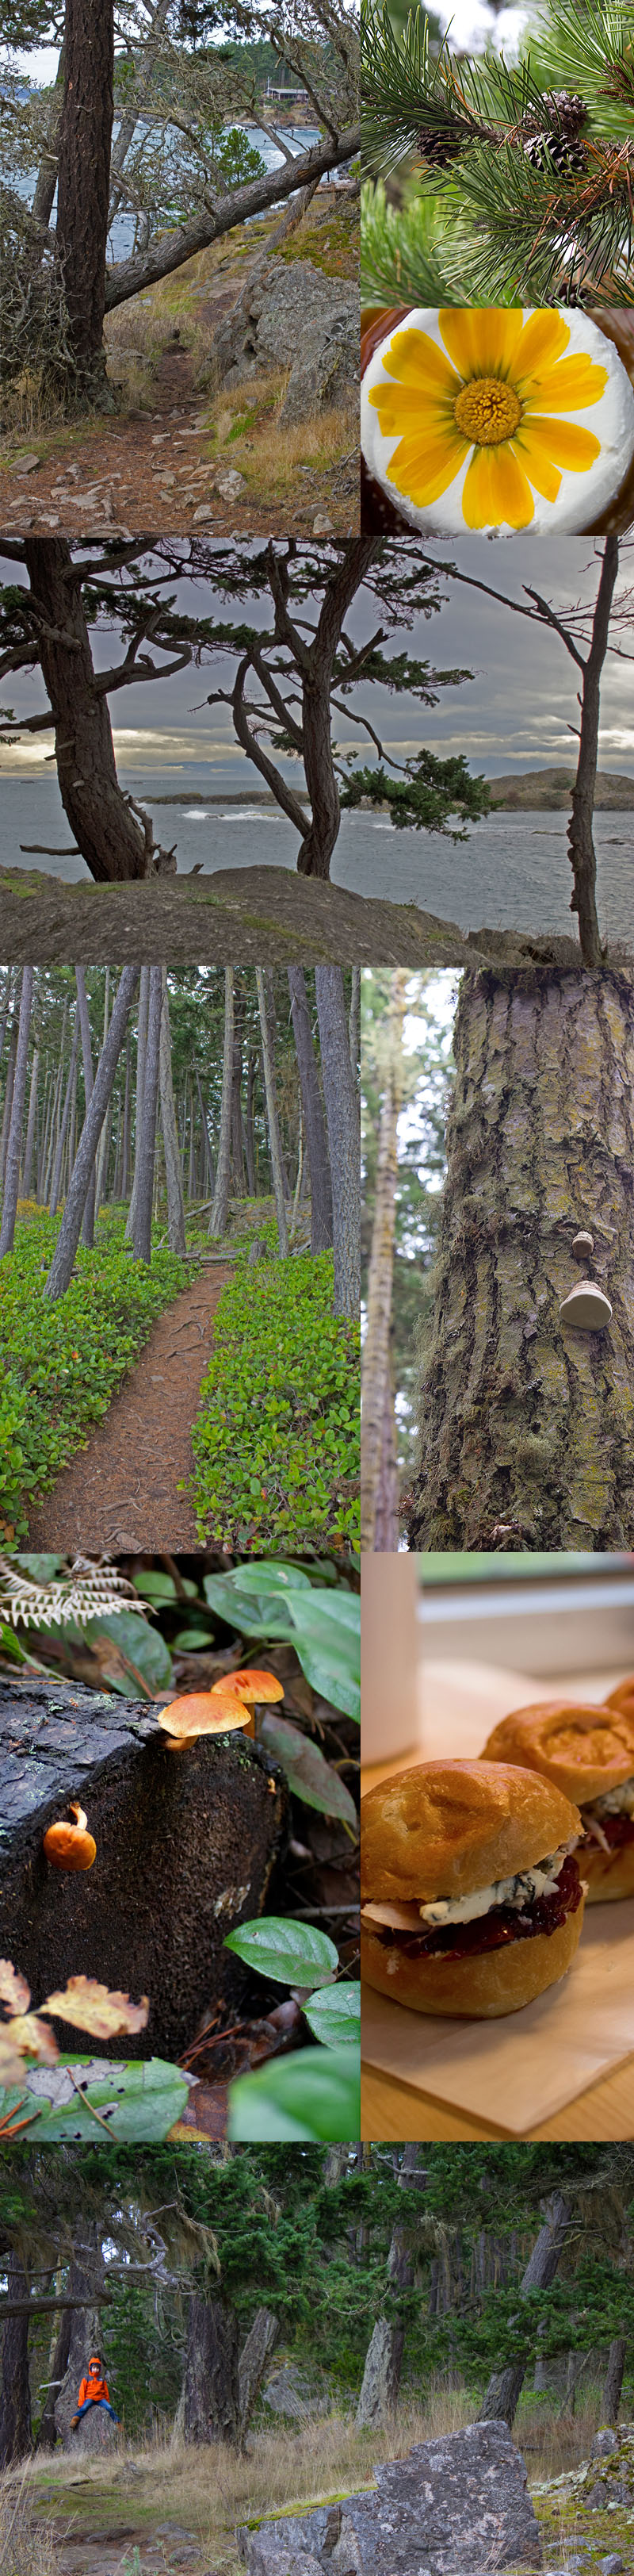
[524,88,588,177]
[415,124,465,167]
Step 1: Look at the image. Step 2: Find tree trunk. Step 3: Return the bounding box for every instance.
[103,125,361,312]
[195,1067,215,1198]
[44,967,139,1301]
[256,971,288,1258]
[349,968,361,1112]
[407,969,634,1551]
[567,536,619,968]
[55,0,114,404]
[49,1005,80,1218]
[209,968,234,1240]
[356,2146,426,2428]
[32,39,66,230]
[361,969,406,1549]
[54,2225,105,2449]
[36,2282,72,2452]
[288,966,333,1253]
[182,2298,239,2445]
[245,1051,257,1198]
[158,970,186,1256]
[238,2307,280,2439]
[315,967,360,1319]
[0,1014,18,1198]
[231,994,246,1196]
[0,968,34,1259]
[121,1032,132,1202]
[125,966,149,1240]
[21,1043,40,1202]
[0,2261,32,2466]
[294,541,377,877]
[74,967,96,1248]
[22,545,162,880]
[373,1355,399,1553]
[132,964,162,1263]
[479,2194,572,2428]
[604,2333,627,2424]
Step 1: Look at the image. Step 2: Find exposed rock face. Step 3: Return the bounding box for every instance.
[580,2422,634,2509]
[215,259,359,420]
[239,2422,542,2574]
[67,2403,118,2456]
[0,1684,287,2060]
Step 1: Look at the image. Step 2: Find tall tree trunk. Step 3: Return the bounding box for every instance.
[356,2148,426,2428]
[94,970,111,1211]
[315,967,360,1319]
[288,966,333,1252]
[32,40,66,229]
[256,971,288,1257]
[36,2279,72,2453]
[238,2308,280,2440]
[120,1032,132,1202]
[0,1014,18,1198]
[479,2195,572,2428]
[349,968,361,1116]
[231,993,246,1196]
[373,1355,399,1552]
[407,969,634,1551]
[182,2298,239,2445]
[209,969,234,1240]
[158,970,186,1255]
[22,545,164,880]
[567,535,619,968]
[132,964,162,1263]
[293,539,376,877]
[49,1005,80,1217]
[361,969,406,1550]
[124,966,149,1240]
[0,968,34,1259]
[245,1050,257,1197]
[44,967,139,1301]
[74,968,96,1248]
[54,2227,105,2448]
[21,1043,40,1202]
[604,2333,627,2424]
[0,2262,32,2466]
[55,0,114,405]
[195,1068,215,1198]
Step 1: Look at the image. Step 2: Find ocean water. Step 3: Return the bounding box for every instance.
[2,774,634,942]
[15,127,321,263]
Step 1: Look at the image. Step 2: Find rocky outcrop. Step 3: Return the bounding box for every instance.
[579,2422,634,2509]
[214,259,359,422]
[239,2422,543,2574]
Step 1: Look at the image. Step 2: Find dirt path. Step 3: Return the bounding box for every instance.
[27,1263,233,1551]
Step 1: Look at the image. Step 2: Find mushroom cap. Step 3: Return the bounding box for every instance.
[157,1691,255,1742]
[212,1668,285,1706]
[559,1279,613,1329]
[43,1807,97,1872]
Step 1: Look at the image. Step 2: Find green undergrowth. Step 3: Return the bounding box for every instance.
[0,1206,189,1536]
[189,1246,360,1550]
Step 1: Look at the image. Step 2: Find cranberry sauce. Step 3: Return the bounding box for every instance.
[372,1855,582,1965]
[582,1811,634,1850]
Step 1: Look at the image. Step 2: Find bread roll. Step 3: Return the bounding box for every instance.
[483,1703,634,1903]
[361,1899,584,2020]
[361,1758,581,1905]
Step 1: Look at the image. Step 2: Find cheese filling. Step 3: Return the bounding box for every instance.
[362,1842,575,1934]
[586,1773,634,1819]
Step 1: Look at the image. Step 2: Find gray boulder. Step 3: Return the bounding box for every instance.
[240,2422,542,2574]
[280,310,359,426]
[580,2423,634,2509]
[216,259,359,420]
[67,2404,118,2455]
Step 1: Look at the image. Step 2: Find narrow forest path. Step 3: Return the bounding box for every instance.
[26,1263,233,1551]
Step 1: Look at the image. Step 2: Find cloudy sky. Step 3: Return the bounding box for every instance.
[2,535,634,785]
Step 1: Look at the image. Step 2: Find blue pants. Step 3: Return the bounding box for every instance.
[76,2398,120,2423]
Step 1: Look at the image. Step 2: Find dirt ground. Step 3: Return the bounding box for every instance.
[0,863,610,968]
[26,1261,233,1551]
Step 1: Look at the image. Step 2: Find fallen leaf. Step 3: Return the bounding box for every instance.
[9,2014,59,2065]
[40,1976,150,2038]
[0,1962,31,2014]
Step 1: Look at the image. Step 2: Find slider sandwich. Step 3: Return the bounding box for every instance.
[483,1700,634,1903]
[361,1759,585,2018]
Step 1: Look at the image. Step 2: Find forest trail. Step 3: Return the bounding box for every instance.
[26,1261,234,1551]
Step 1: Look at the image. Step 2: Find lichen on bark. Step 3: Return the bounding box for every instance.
[406,968,634,1551]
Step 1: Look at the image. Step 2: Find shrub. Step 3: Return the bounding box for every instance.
[189,1252,360,1549]
[0,1210,188,1535]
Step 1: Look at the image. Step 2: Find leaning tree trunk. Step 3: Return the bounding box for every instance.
[182,2298,240,2445]
[44,967,139,1301]
[407,969,634,1551]
[479,2193,572,2428]
[0,967,34,1259]
[361,969,406,1550]
[288,965,333,1252]
[567,535,618,968]
[23,545,166,880]
[55,0,114,406]
[315,967,360,1320]
[238,2307,280,2439]
[0,2262,32,2465]
[604,2332,627,2424]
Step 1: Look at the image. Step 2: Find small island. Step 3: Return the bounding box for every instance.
[487,767,634,810]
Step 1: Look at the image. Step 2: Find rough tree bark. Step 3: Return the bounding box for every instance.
[21,546,170,880]
[288,966,333,1252]
[209,968,234,1240]
[356,2149,427,2428]
[407,969,634,1551]
[21,1041,40,1202]
[0,2262,32,2466]
[55,0,114,403]
[182,2298,240,2445]
[44,967,139,1301]
[74,968,96,1248]
[361,969,406,1551]
[132,964,162,1263]
[158,970,185,1255]
[103,125,361,312]
[49,1005,80,1218]
[0,968,34,1259]
[315,967,360,1319]
[0,1013,18,1198]
[238,2308,280,2439]
[479,2194,572,2428]
[604,2333,627,2423]
[567,534,619,968]
[256,969,288,1258]
[55,2225,106,2448]
[124,966,149,1241]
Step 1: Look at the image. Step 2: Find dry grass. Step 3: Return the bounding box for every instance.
[0,2470,56,2576]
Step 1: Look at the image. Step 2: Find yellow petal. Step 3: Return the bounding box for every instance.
[512,435,562,504]
[462,439,535,529]
[514,309,571,383]
[368,385,456,430]
[438,308,525,381]
[520,415,602,473]
[386,428,468,507]
[523,355,608,414]
[378,328,460,399]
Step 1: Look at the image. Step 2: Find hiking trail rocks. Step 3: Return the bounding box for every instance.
[239,2421,543,2574]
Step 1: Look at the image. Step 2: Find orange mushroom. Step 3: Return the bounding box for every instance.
[43,1804,97,1872]
[210,1669,285,1727]
[156,1690,258,1748]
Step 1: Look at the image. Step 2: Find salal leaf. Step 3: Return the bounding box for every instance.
[223,1916,338,1988]
[0,2058,192,2144]
[304,1982,361,2049]
[227,2044,361,2141]
[260,1712,357,1826]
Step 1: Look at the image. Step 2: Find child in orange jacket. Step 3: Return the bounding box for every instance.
[71,2356,120,2428]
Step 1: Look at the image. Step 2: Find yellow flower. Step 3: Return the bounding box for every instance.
[367,309,608,530]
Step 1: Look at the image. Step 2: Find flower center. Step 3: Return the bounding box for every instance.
[454,375,522,446]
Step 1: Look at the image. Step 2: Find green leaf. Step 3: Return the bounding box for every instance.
[81,1611,174,1691]
[0,2057,190,2143]
[11,1554,66,1579]
[0,1620,50,1672]
[172,1623,216,1650]
[204,1580,360,1723]
[223,1915,338,1989]
[304,1982,361,2049]
[227,2045,361,2141]
[260,1712,357,1827]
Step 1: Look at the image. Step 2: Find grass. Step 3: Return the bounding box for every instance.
[0,2471,56,2576]
[188,1240,360,1550]
[0,1204,189,1538]
[11,2382,634,2575]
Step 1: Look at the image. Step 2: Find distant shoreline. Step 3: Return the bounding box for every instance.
[487,767,634,811]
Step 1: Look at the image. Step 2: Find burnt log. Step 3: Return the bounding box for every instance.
[0,1684,287,2061]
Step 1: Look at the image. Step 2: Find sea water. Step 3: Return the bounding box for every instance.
[2,772,633,943]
